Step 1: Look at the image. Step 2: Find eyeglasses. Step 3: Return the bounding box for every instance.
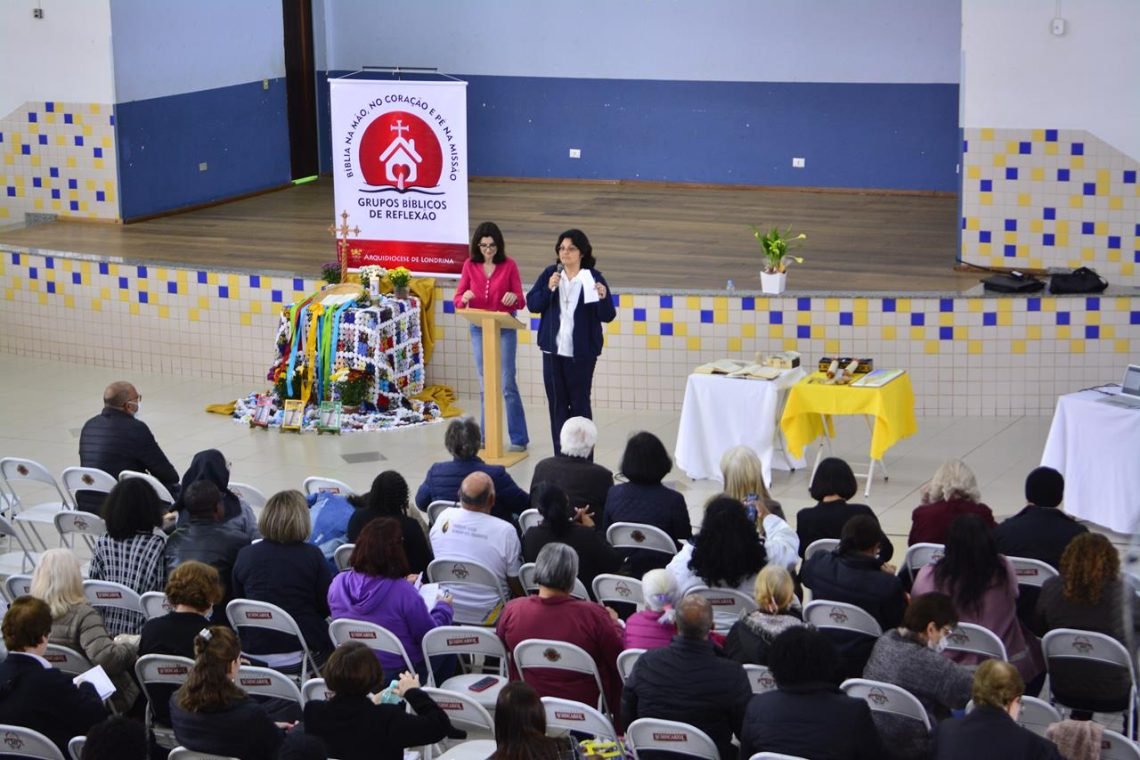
[478,243,497,250]
[557,245,579,253]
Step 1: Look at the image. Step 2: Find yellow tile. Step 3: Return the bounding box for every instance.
[925,340,940,354]
[1117,297,1132,310]
[158,305,169,319]
[118,290,129,302]
[1004,231,1018,244]
[824,298,840,312]
[992,155,1006,168]
[646,335,660,350]
[823,339,839,354]
[198,296,209,309]
[686,296,701,310]
[1055,221,1069,235]
[250,301,263,314]
[607,321,620,335]
[51,199,61,210]
[1017,244,1030,257]
[896,298,911,312]
[240,313,252,326]
[714,311,727,324]
[1018,193,1032,207]
[712,296,728,311]
[1069,195,1083,208]
[998,311,1012,326]
[128,303,139,315]
[782,338,798,351]
[82,124,92,137]
[1097,169,1110,184]
[659,308,673,322]
[910,326,926,341]
[727,337,742,352]
[1031,129,1045,141]
[90,299,102,312]
[1116,339,1131,353]
[1095,221,1107,235]
[1027,258,1043,269]
[754,298,769,311]
[967,166,981,179]
[939,313,954,326]
[967,340,982,354]
[188,309,199,322]
[207,273,219,285]
[797,312,811,325]
[980,128,994,140]
[1011,340,1026,354]
[90,104,101,114]
[102,136,112,149]
[980,194,993,206]
[674,323,688,336]
[1041,298,1056,312]
[1109,197,1123,210]
[1055,233,1068,247]
[687,337,701,351]
[55,135,66,146]
[1101,325,1114,339]
[1027,325,1041,340]
[853,312,867,327]
[1057,325,1070,339]
[978,243,991,256]
[769,325,783,338]
[853,300,868,313]
[45,113,55,124]
[741,323,756,338]
[63,295,74,309]
[30,155,40,168]
[1123,263,1135,276]
[965,219,979,232]
[1030,167,1045,182]
[99,287,109,299]
[1081,247,1096,261]
[1108,250,1122,262]
[968,299,984,313]
[1045,143,1058,155]
[1071,156,1084,169]
[66,157,76,168]
[633,322,647,336]
[33,198,43,210]
[176,270,187,284]
[881,325,896,340]
[38,292,48,305]
[1086,311,1100,325]
[1006,141,1019,154]
[72,114,83,125]
[1069,339,1084,353]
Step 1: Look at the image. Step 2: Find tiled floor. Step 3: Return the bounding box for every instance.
[1,354,1128,559]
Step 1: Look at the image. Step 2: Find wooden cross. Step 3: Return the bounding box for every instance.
[327,210,361,283]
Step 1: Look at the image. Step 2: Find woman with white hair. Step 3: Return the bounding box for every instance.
[908,460,995,546]
[720,446,799,568]
[31,548,139,712]
[623,569,681,650]
[529,416,614,527]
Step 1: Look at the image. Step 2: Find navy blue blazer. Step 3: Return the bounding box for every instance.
[415,457,529,523]
[525,265,617,358]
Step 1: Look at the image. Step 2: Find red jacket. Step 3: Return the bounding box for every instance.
[453,258,524,313]
[908,498,996,546]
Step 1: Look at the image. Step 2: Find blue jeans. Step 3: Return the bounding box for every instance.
[470,324,529,447]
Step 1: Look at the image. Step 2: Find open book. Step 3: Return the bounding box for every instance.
[694,359,781,380]
[850,369,905,387]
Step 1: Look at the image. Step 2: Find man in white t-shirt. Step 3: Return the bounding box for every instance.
[429,471,524,624]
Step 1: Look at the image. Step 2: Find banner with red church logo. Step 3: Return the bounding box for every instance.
[330,77,469,276]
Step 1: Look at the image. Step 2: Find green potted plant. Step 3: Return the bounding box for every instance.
[751,225,806,294]
[331,367,371,412]
[320,260,342,287]
[388,266,412,299]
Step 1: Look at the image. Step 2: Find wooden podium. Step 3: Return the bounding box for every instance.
[458,308,528,466]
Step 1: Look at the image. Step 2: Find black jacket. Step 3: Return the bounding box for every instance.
[525,265,617,359]
[801,551,906,632]
[77,407,179,512]
[346,511,433,574]
[603,482,692,577]
[163,520,251,618]
[522,523,622,599]
[0,653,108,755]
[138,610,215,727]
[993,505,1088,570]
[530,455,614,525]
[739,681,885,760]
[795,500,894,562]
[303,688,455,760]
[170,696,284,760]
[932,705,1064,760]
[621,637,751,759]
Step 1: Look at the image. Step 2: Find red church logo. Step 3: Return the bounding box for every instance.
[359,112,443,193]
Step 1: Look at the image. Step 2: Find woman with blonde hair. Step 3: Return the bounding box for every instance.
[170,626,288,759]
[720,446,799,568]
[31,547,138,712]
[908,459,995,545]
[725,565,805,665]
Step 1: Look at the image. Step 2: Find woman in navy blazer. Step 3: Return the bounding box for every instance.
[525,229,617,456]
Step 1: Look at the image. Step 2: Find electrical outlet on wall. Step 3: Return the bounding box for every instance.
[263,79,269,91]
[198,162,208,172]
[569,148,581,159]
[792,157,806,168]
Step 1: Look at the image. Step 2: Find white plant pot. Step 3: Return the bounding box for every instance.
[760,271,787,294]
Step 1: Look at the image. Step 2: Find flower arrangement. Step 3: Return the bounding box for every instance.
[272,363,305,400]
[359,265,387,283]
[320,261,342,286]
[388,266,412,288]
[751,225,807,274]
[331,366,372,407]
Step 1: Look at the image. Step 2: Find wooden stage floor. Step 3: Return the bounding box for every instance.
[0,178,977,293]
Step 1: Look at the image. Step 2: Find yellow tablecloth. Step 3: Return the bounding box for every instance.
[780,371,917,460]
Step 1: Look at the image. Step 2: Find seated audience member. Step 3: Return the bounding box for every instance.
[232,489,335,666]
[623,569,681,650]
[796,457,893,562]
[1034,533,1130,716]
[31,548,138,713]
[530,416,614,525]
[170,626,287,760]
[173,448,260,539]
[721,444,786,520]
[667,495,771,595]
[277,734,330,760]
[307,487,357,565]
[82,714,148,760]
[496,543,624,723]
[994,467,1087,570]
[491,681,569,760]
[163,480,253,616]
[863,593,974,760]
[0,597,107,755]
[303,641,457,760]
[622,594,752,759]
[429,471,524,624]
[725,565,805,666]
[346,471,433,574]
[88,477,168,636]
[739,626,883,760]
[913,515,1045,693]
[523,482,622,597]
[415,417,529,523]
[602,431,692,576]
[328,517,453,682]
[908,459,995,546]
[931,660,1064,759]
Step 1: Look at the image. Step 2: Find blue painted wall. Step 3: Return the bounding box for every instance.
[117,80,290,220]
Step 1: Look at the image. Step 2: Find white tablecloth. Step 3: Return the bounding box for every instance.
[1041,390,1140,534]
[675,368,807,486]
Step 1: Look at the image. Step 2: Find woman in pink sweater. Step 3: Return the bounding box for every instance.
[455,221,528,452]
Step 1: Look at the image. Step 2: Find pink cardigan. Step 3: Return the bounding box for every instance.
[453,258,524,313]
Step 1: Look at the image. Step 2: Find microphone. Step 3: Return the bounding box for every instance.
[556,263,564,274]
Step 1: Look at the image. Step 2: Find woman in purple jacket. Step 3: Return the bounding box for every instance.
[327,517,453,682]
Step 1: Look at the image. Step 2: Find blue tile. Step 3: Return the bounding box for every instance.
[442,300,454,314]
[700,310,713,324]
[45,102,54,112]
[980,179,992,192]
[659,295,672,308]
[882,298,896,312]
[96,191,105,202]
[109,114,115,126]
[911,313,925,326]
[1135,251,1140,264]
[1027,298,1041,311]
[1004,219,1017,231]
[74,136,83,146]
[45,257,54,269]
[98,262,108,275]
[1006,168,1018,180]
[1055,312,1070,325]
[20,144,30,155]
[1056,169,1069,182]
[38,135,46,145]
[962,139,969,153]
[769,312,783,325]
[64,113,73,124]
[939,326,953,340]
[1132,311,1140,325]
[50,189,60,200]
[28,268,38,280]
[197,271,208,284]
[67,178,77,190]
[797,298,811,311]
[1108,236,1121,249]
[94,147,103,158]
[249,275,261,288]
[8,252,18,264]
[983,312,997,326]
[0,132,4,143]
[71,272,81,285]
[117,277,128,289]
[1019,141,1031,154]
[1043,234,1055,246]
[797,325,811,339]
[1045,129,1058,142]
[49,167,58,178]
[1083,182,1096,196]
[46,281,55,294]
[1071,142,1084,155]
[530,317,541,331]
[5,187,14,197]
[1086,297,1100,311]
[660,323,673,336]
[138,291,148,304]
[633,308,646,322]
[137,266,147,278]
[167,282,177,294]
[27,112,37,123]
[32,177,41,188]
[1136,224,1140,236]
[979,231,991,243]
[1124,170,1137,184]
[741,297,755,311]
[293,277,304,291]
[960,217,967,230]
[1085,325,1099,340]
[610,293,619,307]
[940,298,954,312]
[1082,222,1095,235]
[839,312,853,326]
[218,286,229,299]
[271,290,283,303]
[69,200,78,211]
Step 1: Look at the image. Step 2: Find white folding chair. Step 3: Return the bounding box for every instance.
[802,600,883,637]
[518,562,539,594]
[333,542,354,571]
[226,599,321,684]
[135,654,194,749]
[66,736,84,760]
[1102,729,1140,760]
[513,639,609,715]
[82,579,143,622]
[617,648,646,684]
[967,695,1061,738]
[43,643,93,676]
[606,522,678,557]
[1008,556,1059,588]
[0,724,66,759]
[749,753,811,760]
[744,663,778,695]
[419,686,496,739]
[426,558,508,627]
[228,481,268,510]
[329,618,416,675]
[804,538,840,560]
[1043,628,1138,732]
[941,622,1008,665]
[118,470,175,504]
[167,748,240,760]
[235,665,304,709]
[0,457,73,551]
[54,510,107,554]
[625,718,719,760]
[541,696,619,743]
[902,542,944,577]
[592,574,645,608]
[422,626,508,709]
[59,466,116,511]
[3,573,33,603]
[841,678,932,732]
[301,476,355,497]
[688,586,758,630]
[427,499,457,525]
[301,677,334,704]
[139,591,172,620]
[518,508,543,533]
[0,517,39,580]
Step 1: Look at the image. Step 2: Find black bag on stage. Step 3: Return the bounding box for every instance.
[1048,267,1108,294]
[982,272,1044,293]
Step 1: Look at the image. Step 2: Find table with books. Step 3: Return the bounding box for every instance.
[779,369,917,497]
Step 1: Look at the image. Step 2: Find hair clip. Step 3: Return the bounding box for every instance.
[198,628,213,641]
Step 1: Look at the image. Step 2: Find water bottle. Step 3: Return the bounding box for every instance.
[726,279,735,293]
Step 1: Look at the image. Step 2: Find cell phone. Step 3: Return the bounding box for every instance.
[468,676,499,692]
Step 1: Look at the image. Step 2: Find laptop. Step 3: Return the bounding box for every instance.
[1097,364,1140,409]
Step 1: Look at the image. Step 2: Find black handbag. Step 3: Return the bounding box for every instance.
[1049,267,1108,294]
[982,272,1044,293]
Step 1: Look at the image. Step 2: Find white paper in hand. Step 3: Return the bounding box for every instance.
[73,664,116,700]
[578,269,599,303]
[420,582,444,610]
